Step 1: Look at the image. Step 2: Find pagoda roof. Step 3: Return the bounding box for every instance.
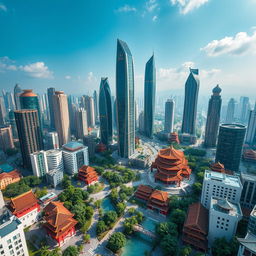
[158,146,184,160]
[9,190,38,214]
[184,202,208,234]
[136,185,154,194]
[0,170,21,180]
[149,190,168,202]
[211,162,225,169]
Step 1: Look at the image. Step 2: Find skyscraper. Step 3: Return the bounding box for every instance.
[14,84,22,110]
[144,54,156,138]
[0,96,6,125]
[164,99,175,133]
[53,91,70,146]
[204,85,222,147]
[116,39,135,158]
[45,131,59,149]
[47,87,55,130]
[0,125,14,152]
[74,108,88,140]
[68,95,76,135]
[93,90,99,123]
[82,95,95,128]
[99,78,112,145]
[14,110,43,169]
[216,124,246,172]
[181,69,200,136]
[239,96,250,124]
[245,103,256,145]
[225,98,235,123]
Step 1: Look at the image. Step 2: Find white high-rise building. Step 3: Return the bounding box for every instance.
[201,170,243,209]
[164,99,175,133]
[46,149,64,172]
[208,197,242,244]
[30,151,49,177]
[245,103,256,145]
[62,141,89,174]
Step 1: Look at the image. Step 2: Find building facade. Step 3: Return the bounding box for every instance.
[30,150,49,177]
[45,131,59,150]
[164,99,175,133]
[0,125,14,152]
[46,169,63,188]
[82,95,95,128]
[0,170,21,190]
[116,39,135,158]
[216,124,246,172]
[240,173,256,210]
[46,149,64,172]
[47,87,56,130]
[225,98,235,124]
[74,108,88,140]
[204,85,222,147]
[144,55,156,138]
[245,103,256,145]
[14,84,22,110]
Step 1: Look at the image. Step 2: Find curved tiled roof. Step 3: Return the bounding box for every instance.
[149,190,168,202]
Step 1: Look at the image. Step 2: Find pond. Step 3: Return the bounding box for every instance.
[101,197,115,212]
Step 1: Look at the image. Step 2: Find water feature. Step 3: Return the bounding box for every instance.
[101,197,115,212]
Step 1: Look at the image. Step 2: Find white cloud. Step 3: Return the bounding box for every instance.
[0,3,7,12]
[87,72,97,82]
[0,56,17,72]
[146,0,158,12]
[116,5,137,13]
[152,15,158,22]
[20,62,53,79]
[65,75,71,79]
[201,31,256,57]
[171,0,208,14]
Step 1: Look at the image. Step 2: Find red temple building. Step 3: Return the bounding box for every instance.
[135,185,169,215]
[9,190,40,228]
[78,165,99,185]
[44,201,78,246]
[0,169,21,190]
[151,146,191,186]
[169,132,180,144]
[210,162,233,175]
[182,202,209,252]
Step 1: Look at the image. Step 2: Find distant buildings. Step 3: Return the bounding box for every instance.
[116,39,135,158]
[45,131,59,150]
[53,91,70,146]
[144,55,156,138]
[215,124,246,172]
[62,141,89,175]
[47,87,56,130]
[239,96,250,124]
[74,108,88,140]
[30,151,49,177]
[14,110,43,169]
[225,98,235,123]
[83,134,97,158]
[0,96,6,125]
[93,90,99,123]
[139,111,144,133]
[0,125,14,152]
[99,78,113,146]
[181,69,199,143]
[82,95,95,128]
[164,99,175,133]
[14,84,22,110]
[204,85,222,148]
[245,103,256,145]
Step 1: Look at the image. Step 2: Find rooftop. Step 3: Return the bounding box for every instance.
[237,232,256,253]
[20,89,37,97]
[220,123,246,130]
[63,141,84,152]
[0,163,15,173]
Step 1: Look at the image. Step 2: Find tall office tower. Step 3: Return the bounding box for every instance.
[30,151,49,177]
[204,85,222,147]
[74,108,88,140]
[181,69,200,136]
[68,95,76,135]
[112,98,117,131]
[20,89,41,114]
[47,87,55,130]
[45,131,59,149]
[144,55,156,138]
[83,134,97,158]
[99,78,112,146]
[239,96,250,124]
[83,95,95,128]
[46,149,64,172]
[14,84,22,110]
[225,98,235,123]
[216,124,246,172]
[0,206,29,256]
[93,90,99,123]
[164,99,175,133]
[14,110,43,169]
[8,110,18,139]
[0,96,6,125]
[5,92,15,110]
[135,101,139,129]
[0,125,14,152]
[245,103,256,145]
[139,111,144,133]
[53,91,70,146]
[116,39,135,158]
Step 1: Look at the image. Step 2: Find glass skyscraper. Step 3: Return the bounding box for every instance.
[181,69,200,135]
[144,54,156,138]
[99,78,112,146]
[116,39,135,158]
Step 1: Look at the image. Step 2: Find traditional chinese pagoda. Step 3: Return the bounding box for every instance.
[210,162,233,175]
[43,201,78,246]
[182,202,209,252]
[151,146,191,186]
[169,132,180,144]
[134,185,153,201]
[78,165,99,185]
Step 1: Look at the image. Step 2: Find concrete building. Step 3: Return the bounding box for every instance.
[53,91,70,146]
[46,169,63,188]
[62,142,89,175]
[139,111,144,133]
[47,87,56,130]
[240,173,256,210]
[82,95,95,128]
[164,99,175,133]
[83,134,97,158]
[239,96,250,124]
[216,124,246,172]
[201,170,243,209]
[0,125,14,152]
[226,98,235,124]
[208,197,242,244]
[45,131,59,150]
[245,103,256,145]
[46,149,64,172]
[30,151,49,177]
[74,108,88,140]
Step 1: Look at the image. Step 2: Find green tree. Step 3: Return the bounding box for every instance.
[107,232,126,253]
[96,220,107,235]
[83,233,90,243]
[160,234,178,256]
[212,237,239,256]
[179,246,192,256]
[63,246,79,256]
[62,174,71,189]
[116,202,126,216]
[171,209,186,231]
[103,211,118,226]
[156,222,178,238]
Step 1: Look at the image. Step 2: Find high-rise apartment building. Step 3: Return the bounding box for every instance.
[164,99,175,133]
[46,149,64,172]
[14,110,43,169]
[99,78,112,145]
[47,87,55,130]
[53,91,70,146]
[0,125,14,152]
[144,55,156,138]
[116,39,135,158]
[204,85,222,147]
[74,108,88,140]
[30,150,49,177]
[216,124,246,172]
[225,98,235,123]
[83,95,95,128]
[20,89,41,117]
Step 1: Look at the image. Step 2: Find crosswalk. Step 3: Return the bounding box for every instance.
[88,248,94,255]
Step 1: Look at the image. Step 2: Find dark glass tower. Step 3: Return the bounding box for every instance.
[164,99,175,133]
[204,85,222,147]
[181,69,200,135]
[14,110,43,169]
[99,78,113,145]
[47,87,55,130]
[14,84,22,110]
[116,39,135,158]
[215,124,246,172]
[144,55,156,138]
[93,90,99,123]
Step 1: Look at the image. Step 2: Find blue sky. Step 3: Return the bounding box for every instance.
[0,0,256,99]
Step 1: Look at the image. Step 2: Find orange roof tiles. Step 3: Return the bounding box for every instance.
[20,89,37,97]
[149,190,168,202]
[137,185,154,194]
[0,169,21,180]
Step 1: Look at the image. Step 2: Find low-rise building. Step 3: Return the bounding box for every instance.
[78,165,98,185]
[129,152,151,168]
[0,170,21,190]
[39,192,58,206]
[46,169,63,188]
[30,150,49,177]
